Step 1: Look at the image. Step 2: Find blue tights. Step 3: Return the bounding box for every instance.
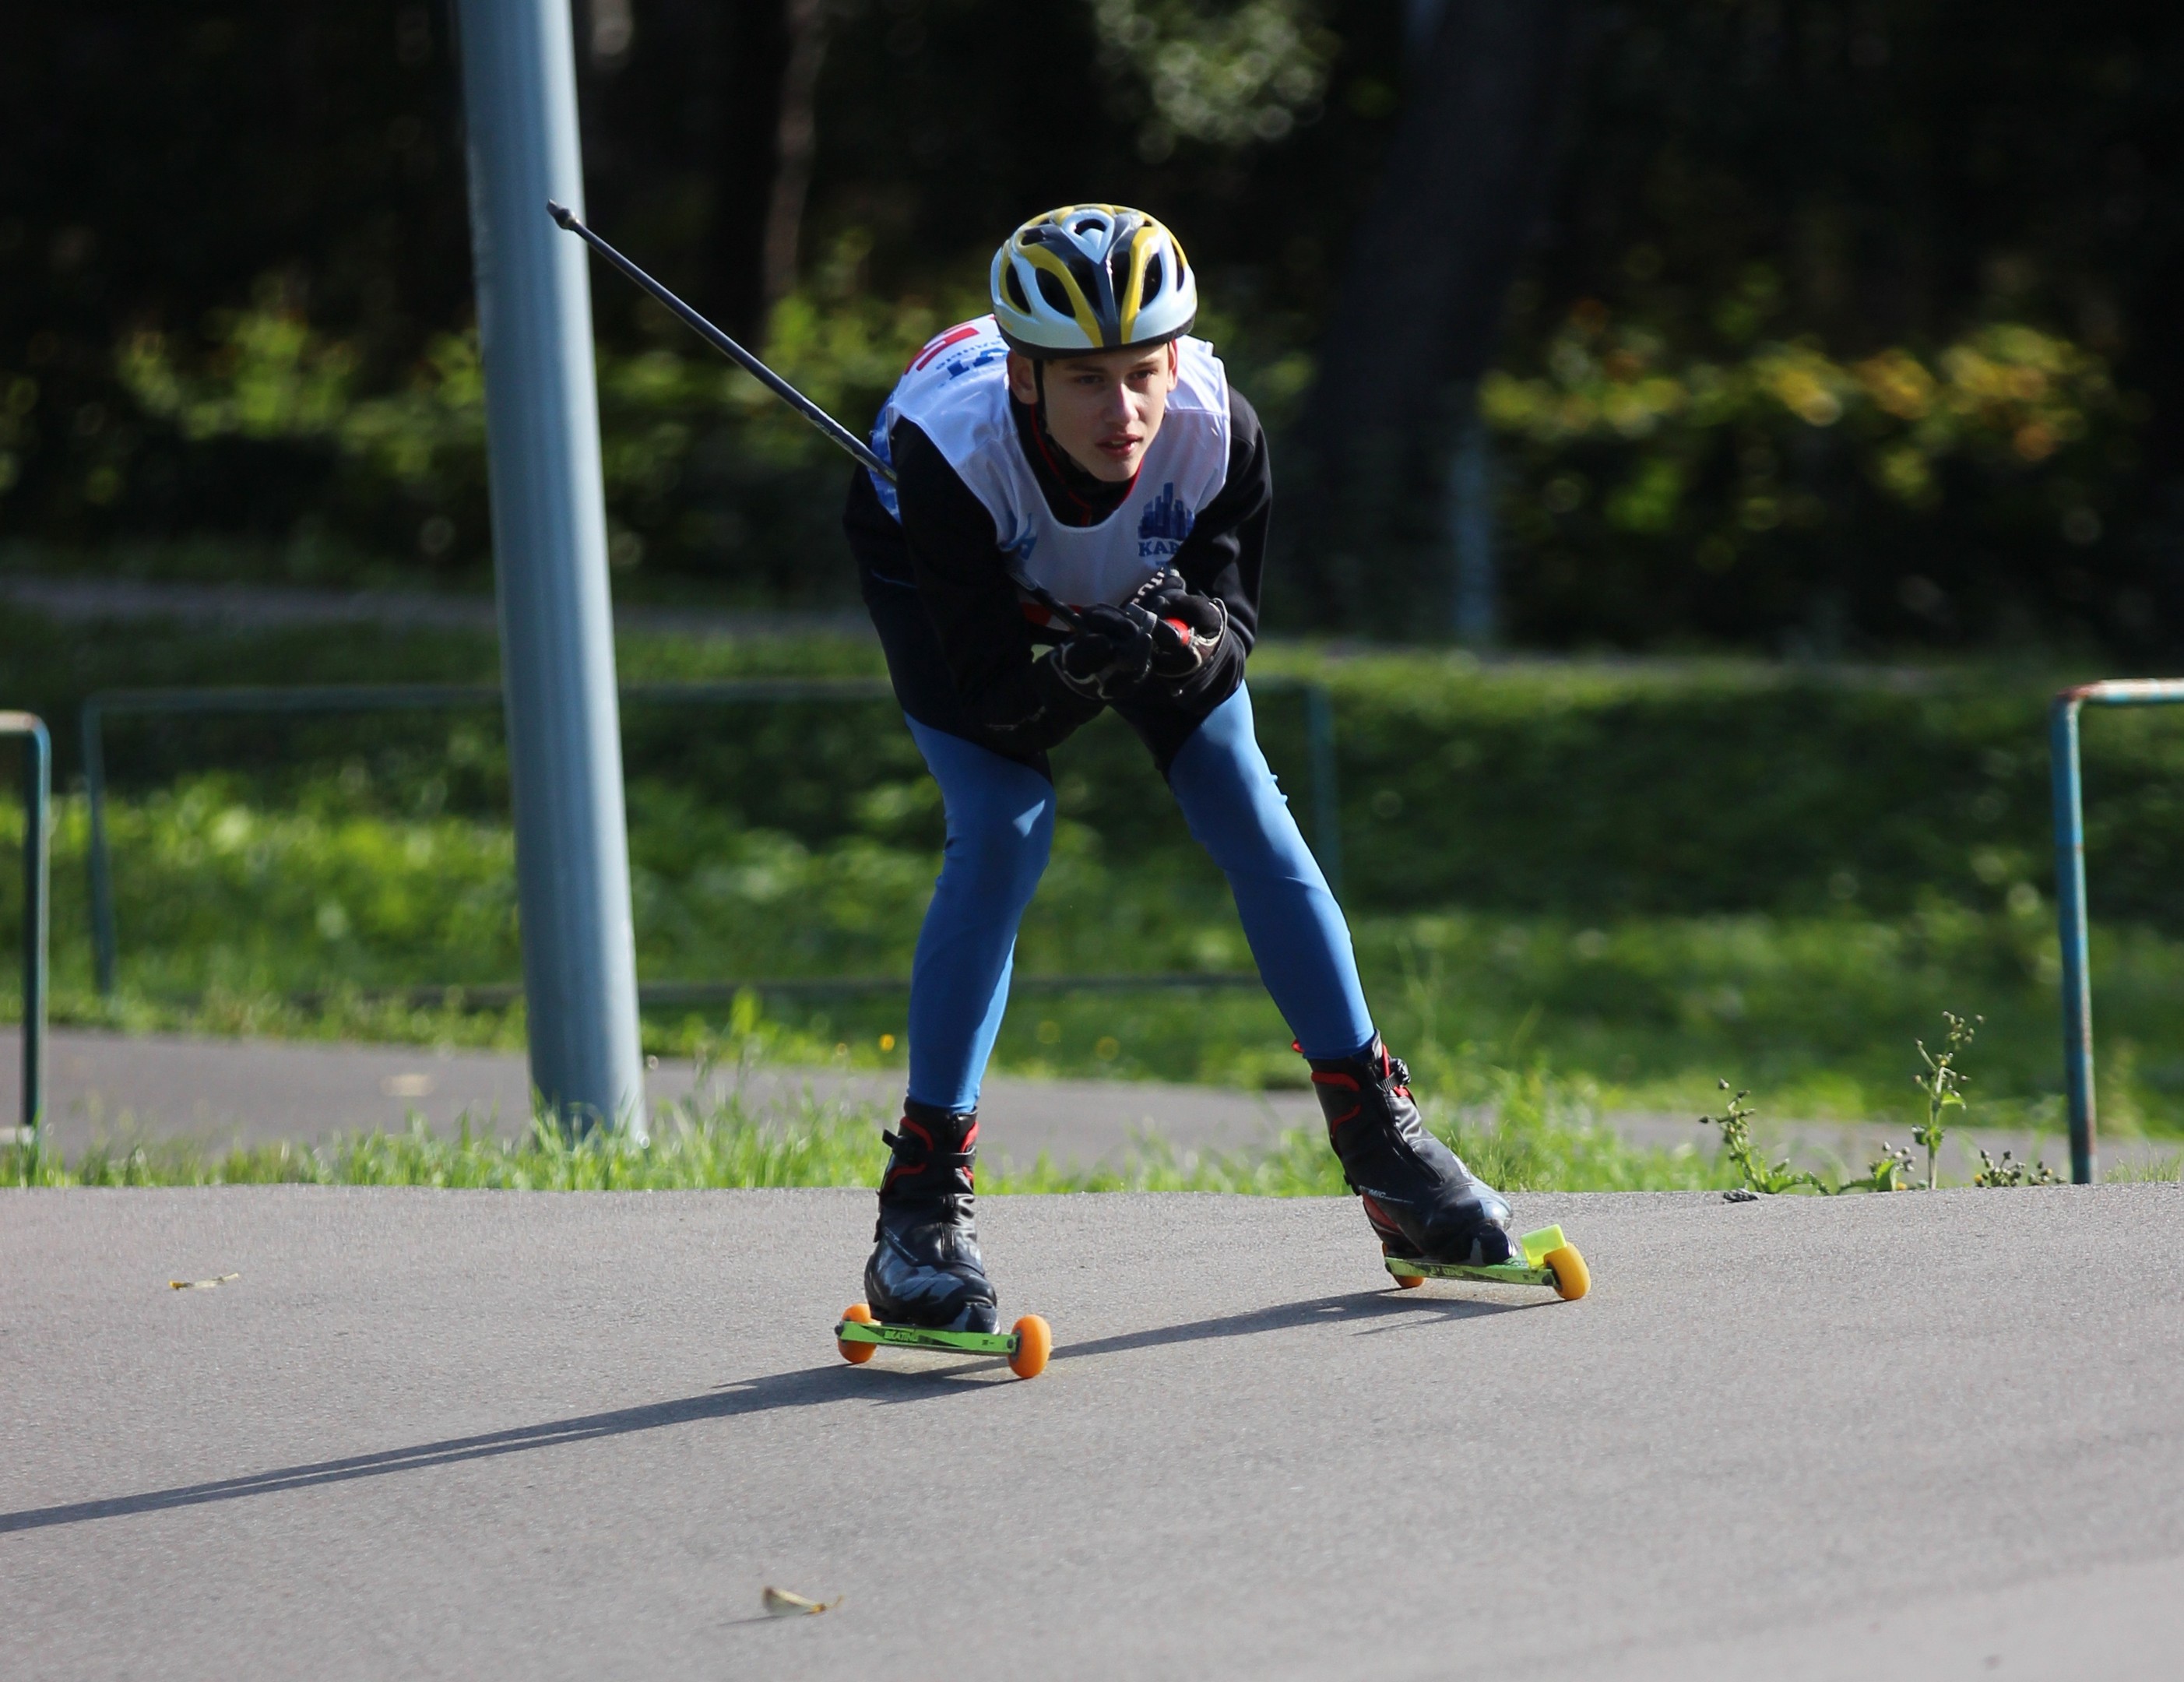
[905,682,1374,1112]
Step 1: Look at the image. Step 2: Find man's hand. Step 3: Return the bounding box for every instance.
[1051,600,1159,699]
[1134,570,1229,681]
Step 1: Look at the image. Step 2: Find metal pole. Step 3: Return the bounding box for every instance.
[2049,695,2094,1184]
[455,0,645,1134]
[1448,399,1497,646]
[82,699,116,998]
[2,714,49,1149]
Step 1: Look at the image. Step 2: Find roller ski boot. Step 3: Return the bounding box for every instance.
[1308,1038,1589,1301]
[835,1100,1052,1378]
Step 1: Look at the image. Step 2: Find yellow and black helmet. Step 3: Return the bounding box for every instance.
[989,204,1198,358]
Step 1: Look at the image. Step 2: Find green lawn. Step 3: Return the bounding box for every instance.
[6,611,2184,1142]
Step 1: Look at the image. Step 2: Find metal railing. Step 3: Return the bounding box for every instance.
[2049,678,2184,1184]
[82,676,1342,1001]
[2,712,51,1145]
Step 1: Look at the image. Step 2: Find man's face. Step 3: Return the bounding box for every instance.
[1007,343,1180,484]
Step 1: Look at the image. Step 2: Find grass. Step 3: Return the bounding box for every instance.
[2,1043,1729,1195]
[2105,1152,2184,1184]
[15,777,2184,1131]
[10,613,2184,1139]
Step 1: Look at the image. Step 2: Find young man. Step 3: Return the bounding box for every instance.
[842,204,1518,1332]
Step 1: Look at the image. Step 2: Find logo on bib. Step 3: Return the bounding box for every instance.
[940,344,1006,380]
[1138,482,1194,558]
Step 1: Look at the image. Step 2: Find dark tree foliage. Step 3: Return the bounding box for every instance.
[1500,0,2184,654]
[0,5,473,542]
[1,1,2179,653]
[1288,0,1577,627]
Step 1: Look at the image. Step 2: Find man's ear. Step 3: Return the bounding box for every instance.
[1006,352,1040,406]
[1166,340,1181,388]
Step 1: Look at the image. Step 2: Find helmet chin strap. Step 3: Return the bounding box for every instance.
[1032,357,1052,436]
[1029,359,1091,486]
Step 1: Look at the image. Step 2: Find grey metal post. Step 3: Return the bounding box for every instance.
[82,698,116,997]
[2042,677,2184,1184]
[3,713,50,1149]
[2049,695,2094,1184]
[455,0,645,1133]
[1448,403,1497,646]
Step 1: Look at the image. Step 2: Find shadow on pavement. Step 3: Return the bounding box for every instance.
[0,1289,1534,1535]
[1051,1286,1536,1364]
[0,1361,885,1535]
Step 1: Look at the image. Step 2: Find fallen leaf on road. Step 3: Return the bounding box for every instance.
[168,1273,241,1290]
[761,1586,840,1617]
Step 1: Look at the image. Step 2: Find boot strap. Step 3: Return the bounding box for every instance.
[881,1131,976,1170]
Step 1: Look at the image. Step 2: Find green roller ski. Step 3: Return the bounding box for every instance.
[1382,1224,1591,1300]
[835,1304,1053,1378]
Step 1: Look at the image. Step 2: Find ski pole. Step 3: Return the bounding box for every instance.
[548,200,887,482]
[546,200,1082,630]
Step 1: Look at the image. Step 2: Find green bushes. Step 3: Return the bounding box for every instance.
[1482,308,2140,648]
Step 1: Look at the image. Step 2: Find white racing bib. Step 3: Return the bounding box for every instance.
[869,315,1232,610]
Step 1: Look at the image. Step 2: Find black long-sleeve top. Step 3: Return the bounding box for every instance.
[844,385,1271,758]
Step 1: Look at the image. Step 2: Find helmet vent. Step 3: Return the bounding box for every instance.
[1034,268,1074,315]
[991,205,1196,354]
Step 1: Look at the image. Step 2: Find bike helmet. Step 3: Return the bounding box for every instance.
[990,204,1198,357]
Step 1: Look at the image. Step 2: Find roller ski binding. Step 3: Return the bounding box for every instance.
[1383,1222,1591,1300]
[1307,1038,1589,1301]
[835,1100,1052,1378]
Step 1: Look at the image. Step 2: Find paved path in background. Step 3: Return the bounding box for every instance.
[3,1185,2181,1679]
[2,1027,1314,1170]
[6,1025,2161,1181]
[0,572,874,640]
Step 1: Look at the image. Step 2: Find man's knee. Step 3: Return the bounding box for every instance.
[945,790,1055,897]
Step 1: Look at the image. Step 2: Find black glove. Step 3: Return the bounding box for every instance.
[1133,570,1229,681]
[1051,600,1159,700]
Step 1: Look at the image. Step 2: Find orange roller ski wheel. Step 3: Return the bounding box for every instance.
[1008,1314,1052,1380]
[837,1302,877,1363]
[1544,1244,1591,1301]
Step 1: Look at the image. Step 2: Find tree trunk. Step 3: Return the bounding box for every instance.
[702,0,791,344]
[1286,0,1576,630]
[761,0,831,313]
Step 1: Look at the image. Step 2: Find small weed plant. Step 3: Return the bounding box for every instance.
[1703,1006,2057,1195]
[1911,1011,1981,1190]
[1971,1147,2060,1188]
[1697,1082,1829,1195]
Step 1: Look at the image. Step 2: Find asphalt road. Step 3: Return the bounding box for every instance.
[3,1184,2180,1679]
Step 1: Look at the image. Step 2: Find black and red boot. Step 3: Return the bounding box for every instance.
[1307,1037,1518,1266]
[864,1099,1000,1332]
